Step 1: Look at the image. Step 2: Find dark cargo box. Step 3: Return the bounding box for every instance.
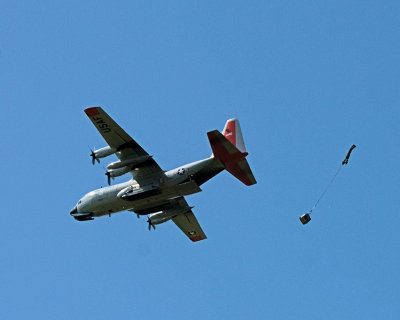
[299,213,311,225]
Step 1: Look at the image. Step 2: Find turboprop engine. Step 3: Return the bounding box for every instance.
[146,206,193,230]
[105,155,153,185]
[107,155,152,170]
[105,166,133,185]
[90,146,116,164]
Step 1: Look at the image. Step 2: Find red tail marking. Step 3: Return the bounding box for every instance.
[224,120,236,146]
[208,130,253,184]
[85,107,100,117]
[191,236,204,242]
[208,131,247,164]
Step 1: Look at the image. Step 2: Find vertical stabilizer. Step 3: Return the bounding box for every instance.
[222,119,246,153]
[208,119,256,186]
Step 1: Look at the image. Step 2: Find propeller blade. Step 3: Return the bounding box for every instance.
[88,146,100,165]
[105,172,111,185]
[147,218,155,231]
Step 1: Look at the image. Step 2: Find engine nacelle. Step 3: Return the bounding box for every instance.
[107,155,152,170]
[148,206,193,225]
[94,146,117,159]
[148,214,171,225]
[106,166,132,178]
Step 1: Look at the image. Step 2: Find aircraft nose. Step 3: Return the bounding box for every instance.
[70,206,78,215]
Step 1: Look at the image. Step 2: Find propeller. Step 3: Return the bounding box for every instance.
[105,171,112,185]
[88,146,100,165]
[147,218,156,231]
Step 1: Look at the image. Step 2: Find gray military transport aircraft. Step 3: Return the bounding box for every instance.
[70,107,256,241]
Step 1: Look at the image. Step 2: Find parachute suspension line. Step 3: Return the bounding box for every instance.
[299,144,356,225]
[309,165,343,214]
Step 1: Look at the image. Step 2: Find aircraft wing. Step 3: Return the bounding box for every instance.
[135,196,207,242]
[84,106,163,181]
[172,210,207,242]
[171,198,207,242]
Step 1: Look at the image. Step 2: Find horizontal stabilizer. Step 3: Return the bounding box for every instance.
[207,130,256,186]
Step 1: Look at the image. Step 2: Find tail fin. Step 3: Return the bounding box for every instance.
[222,118,246,153]
[207,119,256,186]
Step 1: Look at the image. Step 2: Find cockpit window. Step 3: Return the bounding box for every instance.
[78,200,81,204]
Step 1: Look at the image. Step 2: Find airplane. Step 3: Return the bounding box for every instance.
[70,107,257,242]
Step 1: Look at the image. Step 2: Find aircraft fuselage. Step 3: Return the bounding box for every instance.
[70,157,215,220]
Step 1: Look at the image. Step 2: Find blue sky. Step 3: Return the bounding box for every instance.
[1,1,399,319]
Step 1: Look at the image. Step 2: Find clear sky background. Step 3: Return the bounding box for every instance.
[1,1,399,319]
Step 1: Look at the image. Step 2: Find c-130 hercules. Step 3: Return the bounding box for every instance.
[70,107,256,242]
